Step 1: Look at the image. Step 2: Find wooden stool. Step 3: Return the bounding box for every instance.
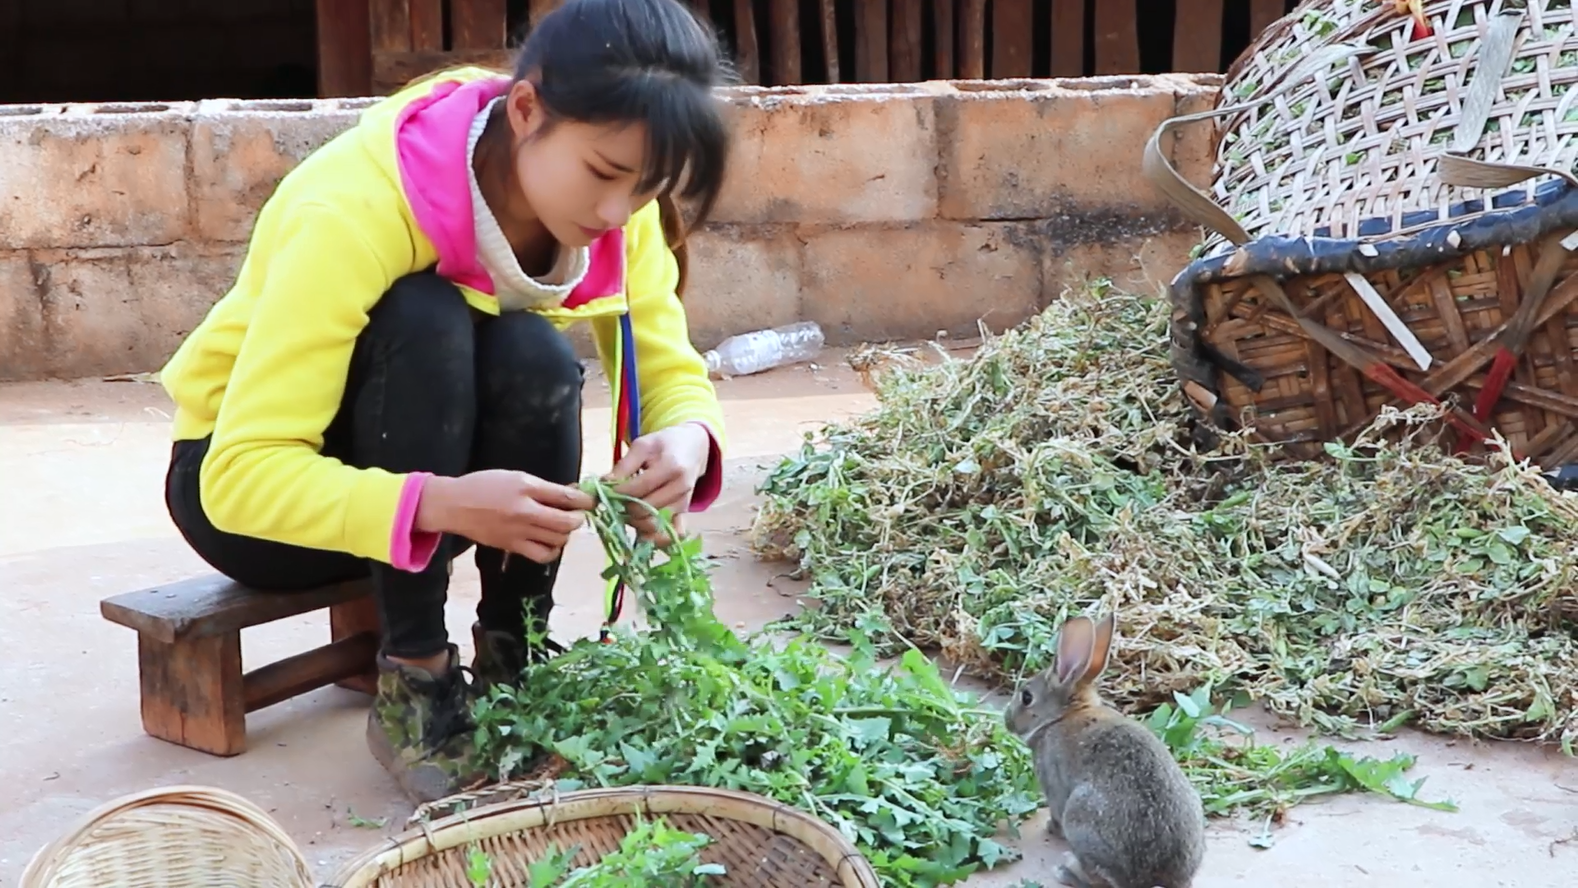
[100,575,381,757]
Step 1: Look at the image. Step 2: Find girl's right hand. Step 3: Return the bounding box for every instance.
[414,470,595,563]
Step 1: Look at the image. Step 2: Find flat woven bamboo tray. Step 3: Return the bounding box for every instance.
[1147,0,1578,467]
[19,784,313,888]
[323,784,881,887]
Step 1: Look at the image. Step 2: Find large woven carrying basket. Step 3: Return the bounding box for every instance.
[19,785,313,888]
[323,784,881,887]
[1149,0,1578,468]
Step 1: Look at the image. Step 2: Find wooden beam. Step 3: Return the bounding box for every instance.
[1250,0,1285,40]
[992,0,1032,78]
[891,0,923,83]
[932,0,954,80]
[410,0,444,52]
[370,0,412,54]
[1172,0,1224,73]
[1093,0,1141,75]
[770,0,801,85]
[243,633,380,713]
[959,0,985,80]
[453,0,508,50]
[1050,0,1084,77]
[314,0,372,98]
[821,0,840,83]
[856,0,888,82]
[733,0,761,84]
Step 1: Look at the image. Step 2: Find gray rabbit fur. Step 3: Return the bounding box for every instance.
[1004,611,1206,888]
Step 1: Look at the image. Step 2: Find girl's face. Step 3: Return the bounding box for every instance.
[502,80,658,250]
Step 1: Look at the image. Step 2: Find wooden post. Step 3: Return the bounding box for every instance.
[770,0,801,85]
[138,634,246,757]
[733,0,761,84]
[453,0,509,49]
[315,0,373,97]
[1250,0,1285,39]
[330,597,382,696]
[856,0,889,83]
[1094,0,1141,75]
[411,0,445,51]
[891,0,923,83]
[1050,0,1084,78]
[932,0,954,81]
[959,0,985,80]
[1172,0,1224,73]
[992,0,1032,78]
[371,0,413,56]
[821,0,840,83]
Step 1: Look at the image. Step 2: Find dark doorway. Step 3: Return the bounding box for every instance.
[0,0,320,105]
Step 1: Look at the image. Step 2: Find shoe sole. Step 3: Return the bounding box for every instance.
[365,710,461,804]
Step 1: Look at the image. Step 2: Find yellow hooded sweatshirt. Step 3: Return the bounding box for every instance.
[159,67,726,571]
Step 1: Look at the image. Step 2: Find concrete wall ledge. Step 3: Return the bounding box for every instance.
[0,74,1223,382]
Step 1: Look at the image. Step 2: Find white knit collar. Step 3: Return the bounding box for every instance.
[466,97,589,312]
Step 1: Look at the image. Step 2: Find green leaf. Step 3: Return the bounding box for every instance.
[847,716,892,744]
[1496,526,1531,546]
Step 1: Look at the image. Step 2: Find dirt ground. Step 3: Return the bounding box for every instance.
[3,360,1575,887]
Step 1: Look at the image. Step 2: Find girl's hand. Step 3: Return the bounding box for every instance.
[415,470,595,564]
[605,422,712,544]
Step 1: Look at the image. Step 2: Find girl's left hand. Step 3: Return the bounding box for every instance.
[605,422,712,544]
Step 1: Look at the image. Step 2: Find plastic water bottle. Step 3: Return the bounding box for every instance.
[702,321,825,378]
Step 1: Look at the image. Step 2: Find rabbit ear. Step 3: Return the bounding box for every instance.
[1079,612,1117,684]
[1054,616,1095,686]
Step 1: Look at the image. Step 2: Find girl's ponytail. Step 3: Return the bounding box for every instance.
[657,192,691,300]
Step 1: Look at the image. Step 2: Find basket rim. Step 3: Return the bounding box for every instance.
[320,784,882,888]
[1177,179,1578,292]
[20,784,312,888]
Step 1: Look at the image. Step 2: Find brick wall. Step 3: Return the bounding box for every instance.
[0,75,1223,382]
[1,0,318,105]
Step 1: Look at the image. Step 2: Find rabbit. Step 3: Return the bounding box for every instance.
[1004,611,1206,888]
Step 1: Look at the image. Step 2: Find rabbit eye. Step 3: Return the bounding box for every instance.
[1020,688,1033,706]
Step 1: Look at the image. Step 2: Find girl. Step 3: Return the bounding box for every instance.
[158,0,732,803]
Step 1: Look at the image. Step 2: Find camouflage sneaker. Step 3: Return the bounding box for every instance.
[470,621,565,694]
[364,645,487,803]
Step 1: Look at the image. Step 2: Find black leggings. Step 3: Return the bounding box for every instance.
[165,272,585,659]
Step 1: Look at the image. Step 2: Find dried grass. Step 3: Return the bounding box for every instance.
[751,282,1578,749]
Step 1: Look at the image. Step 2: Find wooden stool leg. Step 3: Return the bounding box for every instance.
[136,632,246,756]
[330,597,380,696]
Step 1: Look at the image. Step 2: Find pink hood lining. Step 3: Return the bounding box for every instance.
[392,76,626,310]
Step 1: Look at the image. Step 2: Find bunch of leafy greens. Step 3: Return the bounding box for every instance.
[469,480,1042,887]
[1147,684,1456,845]
[465,816,724,887]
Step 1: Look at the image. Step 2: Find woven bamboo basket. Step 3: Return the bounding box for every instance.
[1147,0,1578,468]
[19,784,314,888]
[323,784,881,887]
